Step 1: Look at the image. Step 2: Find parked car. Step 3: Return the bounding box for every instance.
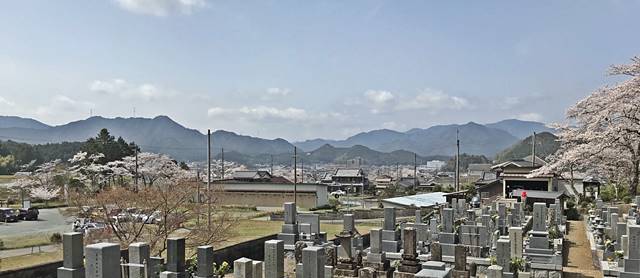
[0,208,19,222]
[470,196,481,208]
[134,210,161,224]
[18,207,39,220]
[330,190,346,198]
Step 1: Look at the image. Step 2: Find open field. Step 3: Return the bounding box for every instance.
[0,175,14,184]
[0,250,62,272]
[0,233,53,251]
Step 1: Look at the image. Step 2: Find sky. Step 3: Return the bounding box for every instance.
[1,0,639,141]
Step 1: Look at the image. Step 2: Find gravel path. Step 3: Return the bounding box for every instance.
[563,220,603,278]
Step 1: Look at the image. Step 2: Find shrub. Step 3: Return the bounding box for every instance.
[565,207,580,220]
[0,239,4,250]
[624,196,632,204]
[50,232,63,244]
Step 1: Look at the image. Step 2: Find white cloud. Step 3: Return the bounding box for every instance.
[397,89,469,111]
[0,96,16,107]
[364,90,395,105]
[113,0,207,16]
[208,106,308,121]
[363,90,395,114]
[35,95,94,118]
[89,79,171,100]
[515,112,543,122]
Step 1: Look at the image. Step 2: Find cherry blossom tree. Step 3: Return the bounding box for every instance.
[30,186,60,206]
[534,56,640,195]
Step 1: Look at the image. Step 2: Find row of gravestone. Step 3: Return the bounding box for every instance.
[56,231,287,278]
[588,196,640,278]
[56,198,563,278]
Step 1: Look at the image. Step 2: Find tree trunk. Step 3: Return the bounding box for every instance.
[632,158,639,196]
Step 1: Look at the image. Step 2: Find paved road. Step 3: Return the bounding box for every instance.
[0,208,72,237]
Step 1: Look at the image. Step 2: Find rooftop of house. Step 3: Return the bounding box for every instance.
[491,155,548,170]
[333,168,364,178]
[232,170,272,180]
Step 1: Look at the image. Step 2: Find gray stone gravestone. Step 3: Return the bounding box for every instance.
[58,232,85,278]
[264,240,284,278]
[85,243,121,278]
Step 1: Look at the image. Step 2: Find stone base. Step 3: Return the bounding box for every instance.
[397,260,421,274]
[57,267,85,278]
[160,271,186,278]
[335,268,359,277]
[451,269,469,278]
[382,240,400,253]
[620,272,640,278]
[415,268,452,278]
[277,233,298,246]
[394,271,420,278]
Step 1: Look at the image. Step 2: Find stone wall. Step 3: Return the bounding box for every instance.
[217,191,319,208]
[271,207,432,221]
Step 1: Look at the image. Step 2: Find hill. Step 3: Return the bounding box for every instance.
[486,119,554,139]
[495,132,560,162]
[216,144,450,166]
[296,122,520,157]
[0,116,50,130]
[0,116,294,161]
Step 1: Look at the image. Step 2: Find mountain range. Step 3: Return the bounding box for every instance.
[295,120,553,157]
[0,115,554,163]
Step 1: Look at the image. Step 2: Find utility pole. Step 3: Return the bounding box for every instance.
[207,129,211,228]
[221,148,225,179]
[270,155,274,175]
[301,158,304,184]
[134,143,138,189]
[396,163,400,182]
[455,129,460,191]
[531,132,537,167]
[293,147,297,204]
[414,152,417,190]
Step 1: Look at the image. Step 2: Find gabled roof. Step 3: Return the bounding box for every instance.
[232,170,272,180]
[491,155,547,170]
[333,168,363,177]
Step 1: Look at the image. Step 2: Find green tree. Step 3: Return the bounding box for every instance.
[82,129,135,164]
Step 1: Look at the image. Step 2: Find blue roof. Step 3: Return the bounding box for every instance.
[382,192,446,208]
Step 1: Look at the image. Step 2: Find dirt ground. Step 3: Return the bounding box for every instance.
[563,220,603,278]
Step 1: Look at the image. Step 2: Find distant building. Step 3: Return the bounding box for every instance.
[426,160,446,171]
[212,170,325,208]
[490,155,558,198]
[467,163,492,177]
[345,158,363,168]
[232,170,274,182]
[374,174,394,189]
[330,168,369,193]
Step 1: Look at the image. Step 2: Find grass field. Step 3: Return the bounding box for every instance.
[0,250,62,272]
[0,233,54,251]
[0,175,14,184]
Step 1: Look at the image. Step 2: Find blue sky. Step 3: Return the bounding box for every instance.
[1,0,639,141]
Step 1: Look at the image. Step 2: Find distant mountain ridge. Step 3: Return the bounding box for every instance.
[495,132,560,162]
[0,115,555,163]
[486,119,554,139]
[295,119,554,158]
[0,116,51,130]
[0,116,293,161]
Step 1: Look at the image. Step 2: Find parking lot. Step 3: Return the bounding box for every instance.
[0,208,72,237]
